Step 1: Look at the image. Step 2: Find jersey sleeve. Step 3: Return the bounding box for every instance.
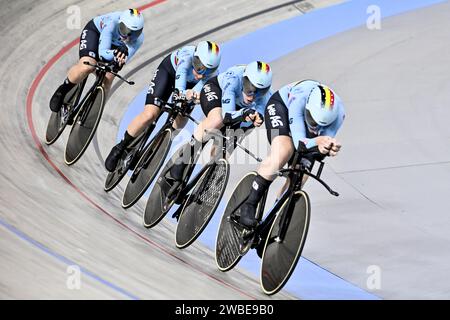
[288,97,317,149]
[98,23,116,61]
[255,91,272,116]
[220,74,239,118]
[191,70,218,94]
[322,100,345,137]
[174,52,192,94]
[191,78,207,94]
[126,34,144,62]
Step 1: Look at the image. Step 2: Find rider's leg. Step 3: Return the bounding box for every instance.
[239,136,294,227]
[67,56,97,84]
[240,92,292,228]
[103,72,116,100]
[104,104,161,172]
[104,55,174,172]
[49,57,96,112]
[169,108,224,181]
[173,114,189,131]
[127,104,161,137]
[169,78,223,181]
[170,114,190,140]
[50,19,100,112]
[193,107,223,142]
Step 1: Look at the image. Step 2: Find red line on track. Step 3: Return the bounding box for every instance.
[25,0,257,300]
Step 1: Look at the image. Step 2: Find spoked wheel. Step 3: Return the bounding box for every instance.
[175,159,230,249]
[260,190,310,296]
[142,146,182,228]
[121,129,172,209]
[215,172,258,272]
[64,86,104,165]
[104,146,141,192]
[45,84,83,145]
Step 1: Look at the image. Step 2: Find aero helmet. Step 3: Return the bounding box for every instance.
[119,9,144,40]
[192,41,221,75]
[305,84,339,129]
[243,61,272,97]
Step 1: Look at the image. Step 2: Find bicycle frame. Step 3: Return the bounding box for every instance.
[174,124,255,204]
[74,61,135,124]
[131,98,195,179]
[66,78,87,111]
[75,72,106,124]
[251,142,339,244]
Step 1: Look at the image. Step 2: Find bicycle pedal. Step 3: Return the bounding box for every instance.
[229,214,255,232]
[238,234,254,256]
[163,199,175,213]
[241,228,255,240]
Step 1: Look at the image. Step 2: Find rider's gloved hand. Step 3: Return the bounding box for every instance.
[185,89,200,104]
[329,138,342,157]
[114,44,129,67]
[242,109,264,127]
[173,89,187,102]
[315,136,337,155]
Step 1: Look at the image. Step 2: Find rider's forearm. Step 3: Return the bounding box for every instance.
[98,29,115,61]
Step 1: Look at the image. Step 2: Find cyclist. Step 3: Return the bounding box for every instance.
[163,61,273,188]
[104,41,222,172]
[49,9,145,113]
[238,80,345,229]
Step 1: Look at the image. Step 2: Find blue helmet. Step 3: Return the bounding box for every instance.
[192,41,222,75]
[119,9,144,40]
[305,84,339,129]
[242,61,272,97]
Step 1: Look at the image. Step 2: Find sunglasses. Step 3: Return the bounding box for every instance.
[305,109,319,131]
[192,56,217,76]
[243,76,269,97]
[119,22,142,40]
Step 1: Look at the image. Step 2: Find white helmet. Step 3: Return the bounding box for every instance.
[243,61,272,97]
[118,9,144,40]
[305,84,339,129]
[192,41,221,75]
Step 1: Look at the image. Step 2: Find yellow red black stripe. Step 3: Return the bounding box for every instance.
[257,61,270,73]
[207,41,220,55]
[319,85,335,109]
[130,8,140,16]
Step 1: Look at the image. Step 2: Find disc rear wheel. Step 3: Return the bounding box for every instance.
[175,159,230,249]
[64,86,104,165]
[260,190,310,295]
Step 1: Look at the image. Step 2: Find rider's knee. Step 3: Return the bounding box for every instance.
[142,104,160,123]
[78,57,96,74]
[207,112,224,129]
[105,72,115,83]
[270,136,294,165]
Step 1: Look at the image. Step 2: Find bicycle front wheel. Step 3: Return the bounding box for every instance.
[64,86,104,165]
[175,159,230,249]
[260,190,311,296]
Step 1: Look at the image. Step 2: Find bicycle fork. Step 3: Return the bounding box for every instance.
[275,171,304,243]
